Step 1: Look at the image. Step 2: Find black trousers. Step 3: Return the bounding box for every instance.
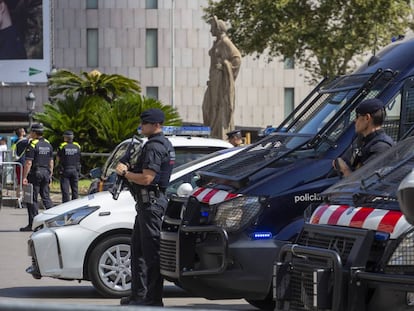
[60,168,79,202]
[130,193,168,304]
[27,168,53,226]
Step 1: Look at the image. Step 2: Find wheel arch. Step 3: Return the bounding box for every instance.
[82,228,132,280]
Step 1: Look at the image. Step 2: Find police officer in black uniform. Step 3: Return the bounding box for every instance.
[226,129,244,147]
[116,108,175,307]
[334,98,395,177]
[56,130,81,202]
[20,123,54,231]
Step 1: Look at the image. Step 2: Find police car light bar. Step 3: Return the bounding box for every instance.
[162,126,211,137]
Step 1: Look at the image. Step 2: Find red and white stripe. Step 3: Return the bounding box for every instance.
[191,187,240,205]
[310,204,411,239]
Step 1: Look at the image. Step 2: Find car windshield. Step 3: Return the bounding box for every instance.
[171,147,240,174]
[323,136,414,209]
[199,70,396,186]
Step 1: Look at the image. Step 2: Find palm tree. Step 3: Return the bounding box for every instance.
[36,70,182,173]
[48,69,141,103]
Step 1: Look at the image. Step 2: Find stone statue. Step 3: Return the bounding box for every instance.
[202,16,241,139]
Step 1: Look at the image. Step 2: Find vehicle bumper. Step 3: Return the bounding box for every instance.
[27,226,97,280]
[274,224,414,311]
[160,225,283,300]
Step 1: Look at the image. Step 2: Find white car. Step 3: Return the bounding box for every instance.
[27,147,244,298]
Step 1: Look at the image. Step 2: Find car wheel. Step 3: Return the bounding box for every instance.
[88,234,132,298]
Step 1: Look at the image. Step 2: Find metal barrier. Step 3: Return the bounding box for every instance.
[0,161,23,208]
[0,146,23,208]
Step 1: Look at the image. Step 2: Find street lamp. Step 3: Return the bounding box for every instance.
[26,90,36,131]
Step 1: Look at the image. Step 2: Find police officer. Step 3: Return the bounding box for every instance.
[20,123,54,231]
[226,129,244,147]
[334,98,395,177]
[116,108,175,307]
[56,130,81,202]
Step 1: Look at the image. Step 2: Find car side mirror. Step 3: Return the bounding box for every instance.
[176,183,193,197]
[397,170,414,225]
[89,167,102,179]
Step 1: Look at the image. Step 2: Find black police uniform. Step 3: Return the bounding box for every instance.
[127,132,175,306]
[343,129,395,171]
[57,138,81,202]
[341,98,395,172]
[25,136,54,226]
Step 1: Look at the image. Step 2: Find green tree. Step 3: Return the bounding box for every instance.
[48,69,141,102]
[204,0,412,81]
[36,70,182,173]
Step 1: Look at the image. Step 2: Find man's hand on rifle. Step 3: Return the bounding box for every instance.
[116,163,128,176]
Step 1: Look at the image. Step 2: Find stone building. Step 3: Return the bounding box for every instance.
[0,0,312,138]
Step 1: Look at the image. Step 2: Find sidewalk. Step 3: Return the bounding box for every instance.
[1,189,62,209]
[0,206,255,310]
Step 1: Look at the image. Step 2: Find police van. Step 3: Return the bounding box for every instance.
[274,135,414,311]
[159,37,414,310]
[88,126,233,193]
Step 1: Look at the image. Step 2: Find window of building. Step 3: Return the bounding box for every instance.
[86,0,98,9]
[284,57,295,69]
[284,88,295,118]
[146,87,159,100]
[87,29,98,67]
[146,0,158,9]
[146,29,158,68]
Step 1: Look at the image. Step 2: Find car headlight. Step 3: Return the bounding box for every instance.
[212,196,263,232]
[45,205,99,228]
[387,230,414,266]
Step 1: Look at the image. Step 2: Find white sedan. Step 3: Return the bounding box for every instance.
[26,147,243,298]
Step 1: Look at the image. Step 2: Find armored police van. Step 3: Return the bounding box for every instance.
[159,36,414,310]
[274,135,414,311]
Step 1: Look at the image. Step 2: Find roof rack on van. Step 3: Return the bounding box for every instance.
[162,126,211,137]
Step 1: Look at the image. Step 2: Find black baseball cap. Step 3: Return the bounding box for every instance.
[226,130,242,139]
[31,123,44,133]
[356,98,384,114]
[140,109,165,124]
[63,130,74,136]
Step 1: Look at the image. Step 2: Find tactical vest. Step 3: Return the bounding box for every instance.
[28,138,53,169]
[350,129,394,169]
[58,141,81,169]
[134,134,175,188]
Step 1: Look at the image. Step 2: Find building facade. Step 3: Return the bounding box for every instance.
[0,0,313,137]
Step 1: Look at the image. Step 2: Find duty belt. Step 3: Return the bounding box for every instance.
[132,185,166,206]
[148,185,166,196]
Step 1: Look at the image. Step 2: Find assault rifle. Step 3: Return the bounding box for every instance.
[110,135,143,200]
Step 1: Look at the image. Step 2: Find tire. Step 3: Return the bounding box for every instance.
[246,289,275,311]
[88,234,132,298]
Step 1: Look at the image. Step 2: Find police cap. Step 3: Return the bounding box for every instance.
[31,123,44,133]
[140,108,165,124]
[356,98,384,115]
[226,130,242,139]
[63,130,74,137]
